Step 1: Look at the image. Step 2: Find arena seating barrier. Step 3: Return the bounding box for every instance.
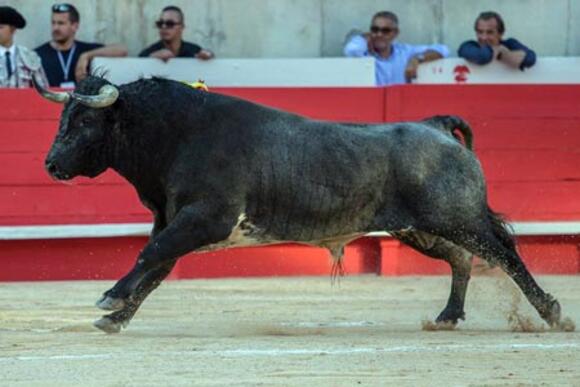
[1,84,579,280]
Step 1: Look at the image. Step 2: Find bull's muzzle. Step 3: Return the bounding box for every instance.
[45,158,71,180]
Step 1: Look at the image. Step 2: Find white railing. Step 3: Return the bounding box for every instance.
[2,222,580,240]
[416,57,580,84]
[92,57,580,87]
[92,57,375,87]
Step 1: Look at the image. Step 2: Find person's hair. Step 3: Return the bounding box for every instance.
[372,11,398,26]
[52,3,80,24]
[162,5,184,24]
[475,11,505,34]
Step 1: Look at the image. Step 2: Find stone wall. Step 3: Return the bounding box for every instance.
[4,0,578,57]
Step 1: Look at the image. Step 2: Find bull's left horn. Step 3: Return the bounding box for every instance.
[71,85,119,108]
[32,73,70,104]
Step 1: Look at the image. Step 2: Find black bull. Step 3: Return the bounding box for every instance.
[34,76,562,334]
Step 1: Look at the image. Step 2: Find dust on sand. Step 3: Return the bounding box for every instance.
[420,270,576,333]
[1,276,579,386]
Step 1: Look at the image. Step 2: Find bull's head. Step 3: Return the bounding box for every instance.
[33,75,120,180]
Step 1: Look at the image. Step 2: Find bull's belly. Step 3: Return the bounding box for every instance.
[196,213,365,252]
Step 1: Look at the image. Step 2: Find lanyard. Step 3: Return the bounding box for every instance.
[56,43,77,82]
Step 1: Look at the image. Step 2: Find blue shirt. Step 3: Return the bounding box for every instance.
[457,38,536,70]
[343,35,449,85]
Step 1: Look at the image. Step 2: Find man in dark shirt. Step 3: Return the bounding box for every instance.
[35,3,127,87]
[139,5,214,61]
[458,11,535,70]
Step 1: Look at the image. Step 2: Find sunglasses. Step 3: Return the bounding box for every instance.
[52,3,73,12]
[156,20,181,29]
[370,26,397,34]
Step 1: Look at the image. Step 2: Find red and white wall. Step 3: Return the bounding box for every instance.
[1,85,579,281]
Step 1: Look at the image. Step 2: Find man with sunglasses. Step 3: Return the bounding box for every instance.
[458,11,535,70]
[139,6,214,61]
[0,6,48,88]
[344,11,448,85]
[35,3,127,88]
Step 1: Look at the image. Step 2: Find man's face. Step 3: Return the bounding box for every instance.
[369,16,399,51]
[156,10,183,42]
[0,24,15,47]
[51,12,78,43]
[475,18,502,46]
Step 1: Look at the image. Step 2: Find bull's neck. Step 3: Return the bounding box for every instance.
[109,121,172,196]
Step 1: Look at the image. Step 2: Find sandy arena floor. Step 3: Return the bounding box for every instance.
[0,275,579,386]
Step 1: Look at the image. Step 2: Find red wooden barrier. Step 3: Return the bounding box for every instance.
[1,85,579,280]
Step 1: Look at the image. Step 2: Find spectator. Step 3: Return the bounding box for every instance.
[343,11,449,85]
[0,6,48,88]
[458,11,535,70]
[35,3,128,88]
[139,5,214,61]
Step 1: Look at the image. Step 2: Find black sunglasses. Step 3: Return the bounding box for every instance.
[370,26,397,34]
[52,3,73,12]
[156,19,181,29]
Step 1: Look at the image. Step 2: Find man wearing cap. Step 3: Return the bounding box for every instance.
[35,3,127,88]
[0,6,48,88]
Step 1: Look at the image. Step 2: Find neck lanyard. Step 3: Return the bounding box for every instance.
[56,43,77,82]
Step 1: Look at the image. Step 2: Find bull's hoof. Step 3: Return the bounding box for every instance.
[93,316,123,334]
[422,319,457,331]
[96,295,125,311]
[540,297,561,327]
[435,308,465,325]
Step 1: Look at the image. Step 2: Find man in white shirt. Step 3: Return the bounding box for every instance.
[344,11,448,86]
[0,6,48,88]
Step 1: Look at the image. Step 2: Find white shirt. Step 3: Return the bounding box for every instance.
[344,35,449,85]
[0,44,17,74]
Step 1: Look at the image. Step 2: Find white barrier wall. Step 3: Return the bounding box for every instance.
[92,57,376,86]
[93,57,580,87]
[416,57,580,84]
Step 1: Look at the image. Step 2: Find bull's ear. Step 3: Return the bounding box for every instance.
[71,85,119,108]
[32,74,70,104]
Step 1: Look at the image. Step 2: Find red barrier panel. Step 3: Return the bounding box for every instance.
[0,88,384,225]
[379,236,580,276]
[0,238,379,281]
[215,87,386,123]
[384,85,580,221]
[1,85,579,279]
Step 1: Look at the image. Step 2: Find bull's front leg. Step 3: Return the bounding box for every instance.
[95,213,167,313]
[93,203,237,333]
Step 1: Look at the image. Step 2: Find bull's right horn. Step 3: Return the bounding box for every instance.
[32,73,70,104]
[71,85,119,108]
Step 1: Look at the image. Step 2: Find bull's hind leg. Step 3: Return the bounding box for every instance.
[391,229,473,325]
[443,211,561,327]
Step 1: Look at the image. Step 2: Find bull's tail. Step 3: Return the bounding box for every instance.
[486,205,517,253]
[422,115,474,150]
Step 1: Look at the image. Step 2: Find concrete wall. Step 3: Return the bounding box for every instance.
[3,0,578,57]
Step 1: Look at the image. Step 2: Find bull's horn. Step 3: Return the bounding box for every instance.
[71,85,119,108]
[32,73,70,104]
